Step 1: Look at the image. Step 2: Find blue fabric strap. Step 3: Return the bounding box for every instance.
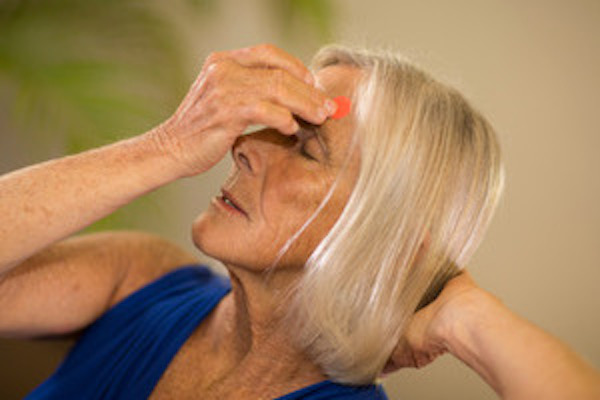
[26,265,388,399]
[276,379,388,399]
[27,266,231,400]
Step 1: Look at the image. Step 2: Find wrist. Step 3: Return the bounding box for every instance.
[112,131,183,192]
[136,124,192,181]
[437,288,503,356]
[437,288,508,394]
[143,119,218,179]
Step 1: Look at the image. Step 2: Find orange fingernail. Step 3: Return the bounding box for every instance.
[331,96,351,120]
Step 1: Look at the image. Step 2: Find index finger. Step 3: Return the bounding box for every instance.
[222,44,315,85]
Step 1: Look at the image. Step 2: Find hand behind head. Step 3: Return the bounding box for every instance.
[381,271,482,374]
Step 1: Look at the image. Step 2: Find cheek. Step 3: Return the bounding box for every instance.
[302,185,351,244]
[262,167,330,231]
[298,167,358,246]
[261,167,351,261]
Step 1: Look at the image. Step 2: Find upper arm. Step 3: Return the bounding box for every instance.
[0,231,198,339]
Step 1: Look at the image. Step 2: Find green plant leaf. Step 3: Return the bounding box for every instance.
[0,0,335,232]
[274,0,334,40]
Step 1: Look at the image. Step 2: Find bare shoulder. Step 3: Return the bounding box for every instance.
[0,230,199,338]
[99,230,200,307]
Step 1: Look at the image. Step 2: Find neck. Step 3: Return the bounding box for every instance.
[206,264,326,390]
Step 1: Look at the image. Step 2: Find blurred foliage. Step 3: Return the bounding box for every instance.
[0,0,191,154]
[0,0,333,232]
[275,0,334,40]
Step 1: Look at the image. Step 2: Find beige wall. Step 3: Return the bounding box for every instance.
[176,2,600,397]
[171,1,600,398]
[1,1,599,399]
[340,1,600,398]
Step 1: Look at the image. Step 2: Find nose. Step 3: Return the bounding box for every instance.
[232,129,294,174]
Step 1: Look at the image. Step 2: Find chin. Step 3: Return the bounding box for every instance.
[191,210,253,269]
[191,211,217,256]
[190,209,311,271]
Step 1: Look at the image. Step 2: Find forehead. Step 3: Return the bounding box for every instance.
[315,64,362,100]
[314,65,362,162]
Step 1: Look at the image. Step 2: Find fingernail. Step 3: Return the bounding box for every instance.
[318,108,328,121]
[291,120,300,132]
[325,99,337,115]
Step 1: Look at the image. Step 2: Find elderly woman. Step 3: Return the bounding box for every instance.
[0,44,598,399]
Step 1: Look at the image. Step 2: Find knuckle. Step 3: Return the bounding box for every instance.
[247,102,269,120]
[203,63,218,81]
[238,103,254,121]
[205,51,225,66]
[269,69,288,98]
[205,59,234,82]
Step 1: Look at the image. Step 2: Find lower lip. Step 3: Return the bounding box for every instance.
[212,196,245,216]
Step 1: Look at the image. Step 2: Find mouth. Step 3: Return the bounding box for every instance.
[218,189,248,217]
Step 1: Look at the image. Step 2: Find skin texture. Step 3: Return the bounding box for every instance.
[153,46,339,178]
[192,66,361,271]
[154,64,365,399]
[0,44,598,399]
[386,272,600,400]
[0,44,335,276]
[0,45,362,399]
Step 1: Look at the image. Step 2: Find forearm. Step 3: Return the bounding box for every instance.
[0,45,331,275]
[444,291,600,400]
[0,130,179,274]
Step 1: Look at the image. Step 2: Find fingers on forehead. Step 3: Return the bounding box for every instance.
[230,44,313,84]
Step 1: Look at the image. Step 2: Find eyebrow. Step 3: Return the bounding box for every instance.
[297,119,331,159]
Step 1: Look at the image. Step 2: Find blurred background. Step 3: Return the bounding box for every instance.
[1,0,599,398]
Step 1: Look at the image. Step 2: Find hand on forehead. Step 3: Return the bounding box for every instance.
[312,64,362,121]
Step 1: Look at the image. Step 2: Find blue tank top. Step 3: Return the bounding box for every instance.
[26,265,388,399]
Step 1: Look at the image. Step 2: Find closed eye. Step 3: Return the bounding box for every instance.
[299,139,317,160]
[295,120,328,161]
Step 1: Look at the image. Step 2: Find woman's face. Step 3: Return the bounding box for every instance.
[192,65,362,270]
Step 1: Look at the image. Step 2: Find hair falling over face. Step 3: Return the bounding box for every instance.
[278,45,505,385]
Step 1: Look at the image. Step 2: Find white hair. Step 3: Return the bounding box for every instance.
[284,45,506,385]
